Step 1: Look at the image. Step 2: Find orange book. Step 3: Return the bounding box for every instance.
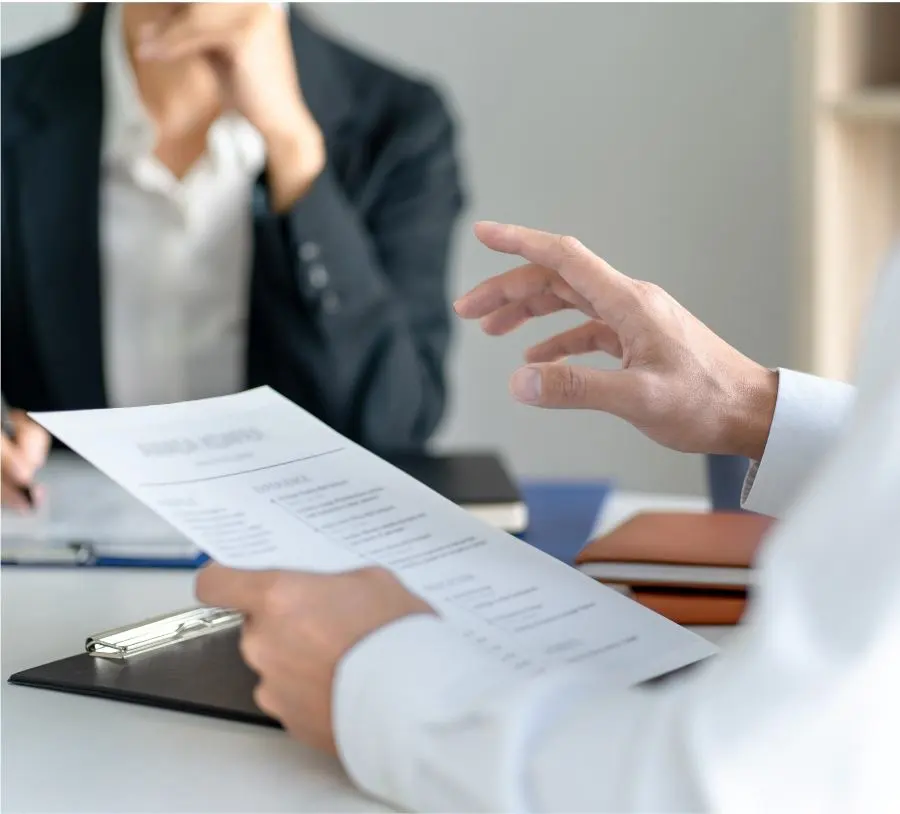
[628,587,747,626]
[576,512,775,625]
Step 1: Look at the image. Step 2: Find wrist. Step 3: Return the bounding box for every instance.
[724,366,779,461]
[262,112,326,213]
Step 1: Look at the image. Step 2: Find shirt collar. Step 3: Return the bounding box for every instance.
[101,3,155,165]
[101,3,266,174]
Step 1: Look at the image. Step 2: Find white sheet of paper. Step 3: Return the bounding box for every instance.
[1,452,196,557]
[33,387,716,683]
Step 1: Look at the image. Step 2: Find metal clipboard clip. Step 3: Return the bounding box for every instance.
[2,540,96,566]
[86,606,243,661]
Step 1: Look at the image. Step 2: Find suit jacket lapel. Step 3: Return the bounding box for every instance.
[11,9,107,409]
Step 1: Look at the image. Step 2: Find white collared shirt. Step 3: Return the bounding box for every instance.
[100,4,266,408]
[333,248,900,812]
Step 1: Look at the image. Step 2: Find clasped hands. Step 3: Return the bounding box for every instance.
[196,220,780,758]
[135,2,325,210]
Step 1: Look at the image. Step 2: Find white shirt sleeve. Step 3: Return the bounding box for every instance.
[334,368,900,813]
[741,368,855,517]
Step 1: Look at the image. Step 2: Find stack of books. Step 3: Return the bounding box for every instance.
[576,512,775,625]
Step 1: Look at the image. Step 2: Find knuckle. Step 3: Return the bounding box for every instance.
[553,365,587,402]
[557,234,585,260]
[194,567,214,603]
[2,449,31,482]
[559,234,584,254]
[239,628,266,671]
[261,576,294,617]
[23,419,45,438]
[534,292,563,316]
[356,565,395,588]
[253,682,279,717]
[633,280,667,309]
[369,564,394,579]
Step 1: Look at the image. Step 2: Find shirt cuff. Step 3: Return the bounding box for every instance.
[333,614,522,809]
[741,368,854,517]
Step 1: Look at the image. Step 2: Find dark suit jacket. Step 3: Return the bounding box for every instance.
[1,6,464,454]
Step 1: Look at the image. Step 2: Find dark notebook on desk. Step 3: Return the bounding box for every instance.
[388,453,527,533]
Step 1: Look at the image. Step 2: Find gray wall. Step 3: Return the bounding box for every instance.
[1,3,794,495]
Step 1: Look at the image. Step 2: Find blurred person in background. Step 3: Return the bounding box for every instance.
[1,2,464,508]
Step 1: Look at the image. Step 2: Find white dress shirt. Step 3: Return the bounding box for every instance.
[741,369,855,517]
[333,251,900,812]
[100,4,266,408]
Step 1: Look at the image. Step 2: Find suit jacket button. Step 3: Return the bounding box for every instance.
[298,241,320,262]
[321,291,341,315]
[308,264,329,290]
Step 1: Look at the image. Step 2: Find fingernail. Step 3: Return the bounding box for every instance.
[511,367,541,404]
[475,220,503,236]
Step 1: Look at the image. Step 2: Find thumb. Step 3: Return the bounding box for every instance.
[509,363,639,418]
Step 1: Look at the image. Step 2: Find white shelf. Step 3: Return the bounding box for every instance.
[796,4,900,380]
[825,89,900,124]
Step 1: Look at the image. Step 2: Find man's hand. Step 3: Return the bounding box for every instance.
[195,564,434,754]
[136,3,325,211]
[1,410,49,510]
[455,222,778,460]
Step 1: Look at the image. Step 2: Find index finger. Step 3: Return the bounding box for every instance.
[473,222,638,325]
[16,414,50,468]
[195,562,281,614]
[454,263,589,320]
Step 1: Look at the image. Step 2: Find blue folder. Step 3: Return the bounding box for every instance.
[519,480,613,565]
[0,541,207,569]
[88,552,208,569]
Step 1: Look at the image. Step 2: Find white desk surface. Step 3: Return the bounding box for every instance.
[2,491,727,813]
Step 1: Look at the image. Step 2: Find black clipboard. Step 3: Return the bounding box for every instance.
[8,607,277,728]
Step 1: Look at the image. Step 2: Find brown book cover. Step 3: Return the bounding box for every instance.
[576,512,775,589]
[577,512,775,624]
[629,587,747,626]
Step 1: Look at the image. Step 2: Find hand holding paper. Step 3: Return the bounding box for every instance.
[197,563,434,754]
[32,386,715,745]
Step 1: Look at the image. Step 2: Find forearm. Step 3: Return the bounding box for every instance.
[268,165,454,451]
[315,295,449,453]
[263,110,327,214]
[335,373,899,812]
